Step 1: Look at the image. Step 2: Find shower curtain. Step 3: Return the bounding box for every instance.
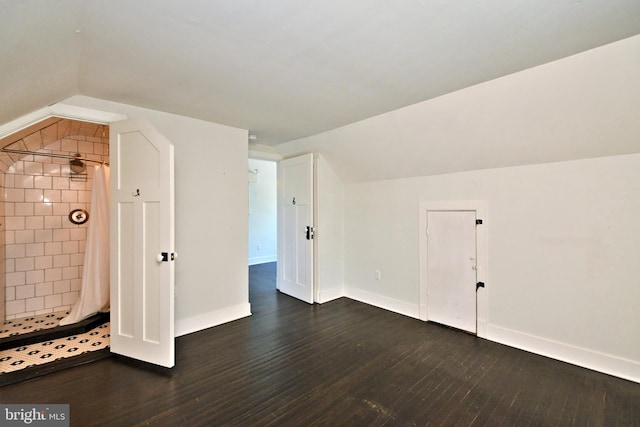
[60,165,110,326]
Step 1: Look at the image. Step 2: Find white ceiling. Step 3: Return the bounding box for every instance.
[2,0,640,146]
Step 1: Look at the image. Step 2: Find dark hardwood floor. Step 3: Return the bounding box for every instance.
[1,262,639,426]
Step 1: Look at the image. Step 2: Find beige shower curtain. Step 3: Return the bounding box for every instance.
[60,164,110,326]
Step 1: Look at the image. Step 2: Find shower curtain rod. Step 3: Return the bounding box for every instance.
[0,148,108,165]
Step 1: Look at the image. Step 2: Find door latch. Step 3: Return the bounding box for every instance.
[156,252,177,263]
[306,226,314,240]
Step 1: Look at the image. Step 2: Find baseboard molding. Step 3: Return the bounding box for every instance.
[339,289,638,383]
[488,324,640,384]
[344,287,420,319]
[175,303,252,337]
[317,286,344,303]
[249,255,277,266]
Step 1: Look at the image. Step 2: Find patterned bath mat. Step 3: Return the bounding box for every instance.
[0,323,110,374]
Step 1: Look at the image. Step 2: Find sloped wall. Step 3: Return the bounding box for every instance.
[274,36,640,381]
[277,35,640,183]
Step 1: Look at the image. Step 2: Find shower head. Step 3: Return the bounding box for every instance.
[70,154,86,173]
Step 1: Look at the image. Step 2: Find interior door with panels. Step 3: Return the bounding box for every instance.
[277,153,314,304]
[110,117,175,368]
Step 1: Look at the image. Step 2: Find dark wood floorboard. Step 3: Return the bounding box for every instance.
[1,262,639,426]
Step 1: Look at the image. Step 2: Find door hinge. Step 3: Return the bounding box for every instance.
[476,219,483,225]
[306,226,315,240]
[476,282,485,291]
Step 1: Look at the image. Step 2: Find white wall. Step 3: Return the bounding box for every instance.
[59,96,250,336]
[248,159,277,265]
[274,36,640,382]
[314,154,344,303]
[345,154,640,381]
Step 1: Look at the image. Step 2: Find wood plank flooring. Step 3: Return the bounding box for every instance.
[1,262,639,426]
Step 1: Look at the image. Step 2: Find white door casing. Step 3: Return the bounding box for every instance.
[277,154,314,304]
[110,118,175,368]
[419,201,488,338]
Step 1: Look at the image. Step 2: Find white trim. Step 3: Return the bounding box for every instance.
[249,150,283,162]
[344,287,420,319]
[49,104,127,124]
[317,286,344,303]
[0,104,127,140]
[175,303,252,337]
[0,107,53,139]
[488,324,640,384]
[418,200,488,338]
[249,255,277,266]
[249,143,283,161]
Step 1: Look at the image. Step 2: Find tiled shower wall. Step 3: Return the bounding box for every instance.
[3,132,109,320]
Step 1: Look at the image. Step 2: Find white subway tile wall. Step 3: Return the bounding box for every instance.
[2,122,109,319]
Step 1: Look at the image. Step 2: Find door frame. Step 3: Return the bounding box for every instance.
[418,200,488,338]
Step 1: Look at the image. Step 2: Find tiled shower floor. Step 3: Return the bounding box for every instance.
[0,311,70,340]
[0,311,110,375]
[0,323,110,374]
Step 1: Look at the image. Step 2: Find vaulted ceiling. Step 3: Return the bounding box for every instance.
[2,1,640,146]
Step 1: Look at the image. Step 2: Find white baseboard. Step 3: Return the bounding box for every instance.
[317,286,344,303]
[344,287,420,319]
[175,303,252,337]
[488,324,640,384]
[248,255,277,266]
[340,289,639,383]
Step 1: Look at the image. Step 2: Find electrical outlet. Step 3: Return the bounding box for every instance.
[257,244,261,251]
[375,270,381,280]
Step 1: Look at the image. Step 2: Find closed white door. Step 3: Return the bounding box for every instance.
[426,210,477,333]
[277,154,314,303]
[110,118,175,367]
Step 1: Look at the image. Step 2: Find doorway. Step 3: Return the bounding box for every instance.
[1,111,177,378]
[0,118,110,324]
[247,158,277,267]
[0,117,112,382]
[419,201,488,338]
[247,154,319,305]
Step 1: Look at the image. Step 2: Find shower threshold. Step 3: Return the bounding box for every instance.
[0,311,109,350]
[0,311,111,386]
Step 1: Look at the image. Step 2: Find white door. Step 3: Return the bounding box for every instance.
[277,154,314,303]
[110,118,175,368]
[426,210,477,333]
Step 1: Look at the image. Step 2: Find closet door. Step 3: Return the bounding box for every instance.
[110,118,175,368]
[426,210,477,334]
